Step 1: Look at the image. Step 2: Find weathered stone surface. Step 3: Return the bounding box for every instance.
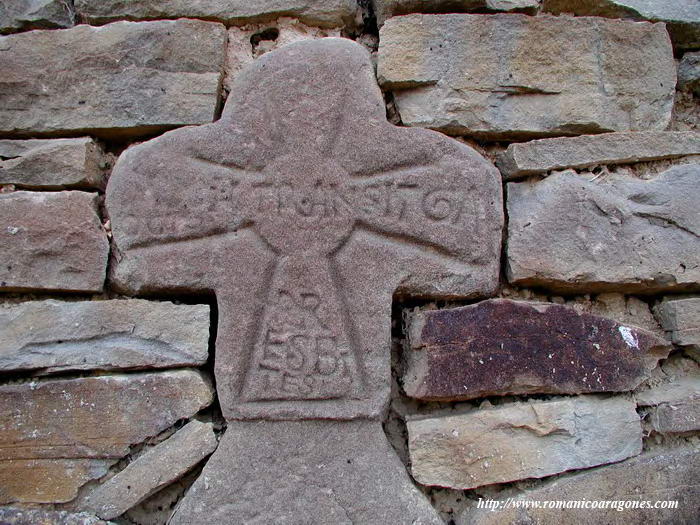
[0,507,111,525]
[655,297,700,351]
[407,396,642,489]
[106,38,503,421]
[543,0,700,51]
[0,138,109,189]
[0,0,74,34]
[75,0,358,28]
[679,51,700,95]
[171,420,442,524]
[0,20,226,138]
[372,0,539,26]
[0,191,108,293]
[0,299,210,374]
[83,420,217,520]
[569,293,664,337]
[404,299,671,401]
[225,19,341,93]
[378,14,675,139]
[507,165,700,293]
[458,448,700,524]
[497,132,700,179]
[647,400,700,433]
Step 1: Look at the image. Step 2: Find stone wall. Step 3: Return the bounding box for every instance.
[0,1,698,524]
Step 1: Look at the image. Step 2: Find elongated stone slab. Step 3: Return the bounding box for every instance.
[407,396,642,489]
[507,165,700,293]
[0,299,210,374]
[459,448,700,524]
[497,132,700,179]
[372,0,539,26]
[106,38,503,421]
[0,20,226,138]
[0,0,74,34]
[83,420,217,520]
[404,299,671,401]
[170,420,442,524]
[0,507,111,525]
[0,191,109,293]
[654,297,700,351]
[75,0,358,29]
[0,138,109,189]
[378,14,675,139]
[542,0,700,51]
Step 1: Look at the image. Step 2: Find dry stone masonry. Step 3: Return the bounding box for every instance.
[1,0,699,523]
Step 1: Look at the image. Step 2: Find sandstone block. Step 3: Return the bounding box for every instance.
[83,420,217,520]
[404,299,671,401]
[407,396,642,489]
[0,299,210,374]
[378,14,675,139]
[0,191,108,293]
[497,131,700,179]
[0,20,226,138]
[0,138,109,189]
[459,448,699,524]
[654,297,700,351]
[0,507,111,525]
[75,0,358,28]
[543,0,700,51]
[372,0,539,26]
[647,400,700,433]
[0,370,213,503]
[170,420,442,524]
[106,38,503,421]
[0,0,74,34]
[507,165,700,293]
[679,51,700,95]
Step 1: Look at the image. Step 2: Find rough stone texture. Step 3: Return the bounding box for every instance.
[75,0,358,29]
[459,448,700,524]
[372,0,539,26]
[225,19,341,94]
[507,165,700,293]
[0,138,109,190]
[106,38,503,421]
[569,293,664,337]
[0,0,74,34]
[497,131,700,179]
[646,400,700,433]
[403,299,671,401]
[378,14,675,139]
[0,299,210,374]
[83,420,217,520]
[654,297,700,351]
[171,420,442,524]
[0,370,213,503]
[0,507,111,525]
[0,20,226,139]
[407,396,642,489]
[0,191,109,293]
[542,0,700,51]
[679,51,700,95]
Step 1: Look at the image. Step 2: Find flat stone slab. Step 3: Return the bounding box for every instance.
[542,0,700,51]
[106,38,503,420]
[378,14,675,139]
[0,191,109,293]
[75,0,358,28]
[372,0,539,26]
[0,20,226,138]
[0,138,109,189]
[407,396,642,489]
[403,299,671,401]
[654,297,700,351]
[679,51,700,95]
[507,165,700,293]
[83,420,217,520]
[0,370,213,503]
[0,299,210,374]
[459,448,699,524]
[497,131,700,179]
[170,420,442,524]
[0,507,111,525]
[0,0,74,34]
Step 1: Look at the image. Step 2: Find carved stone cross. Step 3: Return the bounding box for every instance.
[107,38,502,521]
